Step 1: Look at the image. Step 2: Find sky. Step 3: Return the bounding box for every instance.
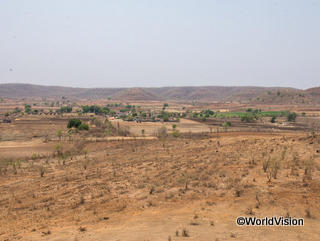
[0,0,319,89]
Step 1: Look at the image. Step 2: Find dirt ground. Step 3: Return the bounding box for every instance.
[1,131,320,241]
[114,118,211,136]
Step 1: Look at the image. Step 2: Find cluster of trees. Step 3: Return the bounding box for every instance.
[59,106,72,113]
[81,105,110,115]
[24,104,31,113]
[119,104,136,113]
[192,109,214,121]
[23,104,44,115]
[157,111,182,122]
[106,103,122,107]
[67,119,89,130]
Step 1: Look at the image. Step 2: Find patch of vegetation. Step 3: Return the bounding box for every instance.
[67,119,89,130]
[287,112,297,122]
[222,121,232,127]
[81,105,110,115]
[59,106,72,113]
[24,104,32,113]
[241,113,257,123]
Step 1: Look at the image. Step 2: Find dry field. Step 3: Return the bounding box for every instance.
[1,130,320,240]
[114,118,211,136]
[1,101,320,240]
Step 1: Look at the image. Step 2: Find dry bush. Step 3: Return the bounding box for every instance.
[82,159,89,170]
[265,152,281,180]
[182,228,189,237]
[289,152,300,176]
[79,226,86,232]
[268,157,281,179]
[31,153,40,160]
[303,158,315,181]
[54,143,64,157]
[262,156,270,172]
[157,126,168,139]
[157,126,168,147]
[39,165,45,177]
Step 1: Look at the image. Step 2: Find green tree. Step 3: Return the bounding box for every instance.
[67,119,82,129]
[163,103,169,110]
[78,123,89,130]
[287,112,297,122]
[24,104,31,113]
[60,106,72,113]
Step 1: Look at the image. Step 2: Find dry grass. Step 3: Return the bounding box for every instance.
[0,128,320,240]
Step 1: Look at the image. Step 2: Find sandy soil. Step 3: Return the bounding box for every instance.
[1,132,319,240]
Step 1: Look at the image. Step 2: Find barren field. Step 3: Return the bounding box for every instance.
[115,118,211,136]
[1,100,320,241]
[1,131,320,240]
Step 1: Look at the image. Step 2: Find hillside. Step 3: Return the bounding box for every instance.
[0,83,319,104]
[112,88,162,101]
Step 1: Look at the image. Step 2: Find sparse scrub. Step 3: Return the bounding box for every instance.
[79,226,86,232]
[263,156,270,172]
[54,143,64,157]
[270,158,280,179]
[182,228,189,237]
[303,158,314,181]
[31,153,40,160]
[39,165,45,177]
[157,126,168,147]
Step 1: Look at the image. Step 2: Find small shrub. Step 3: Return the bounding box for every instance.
[67,119,82,129]
[31,153,39,160]
[241,114,256,123]
[305,208,312,218]
[157,126,167,138]
[263,157,270,172]
[39,166,45,177]
[54,143,63,157]
[271,158,280,179]
[287,112,297,122]
[171,129,180,137]
[182,228,189,237]
[79,226,86,232]
[78,123,89,131]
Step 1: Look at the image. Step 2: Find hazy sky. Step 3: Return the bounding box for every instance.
[0,0,319,89]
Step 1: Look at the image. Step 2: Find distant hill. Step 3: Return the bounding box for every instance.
[112,88,162,101]
[0,83,319,104]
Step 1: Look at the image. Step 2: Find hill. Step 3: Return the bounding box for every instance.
[0,83,319,104]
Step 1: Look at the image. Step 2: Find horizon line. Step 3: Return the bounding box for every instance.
[0,82,318,90]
